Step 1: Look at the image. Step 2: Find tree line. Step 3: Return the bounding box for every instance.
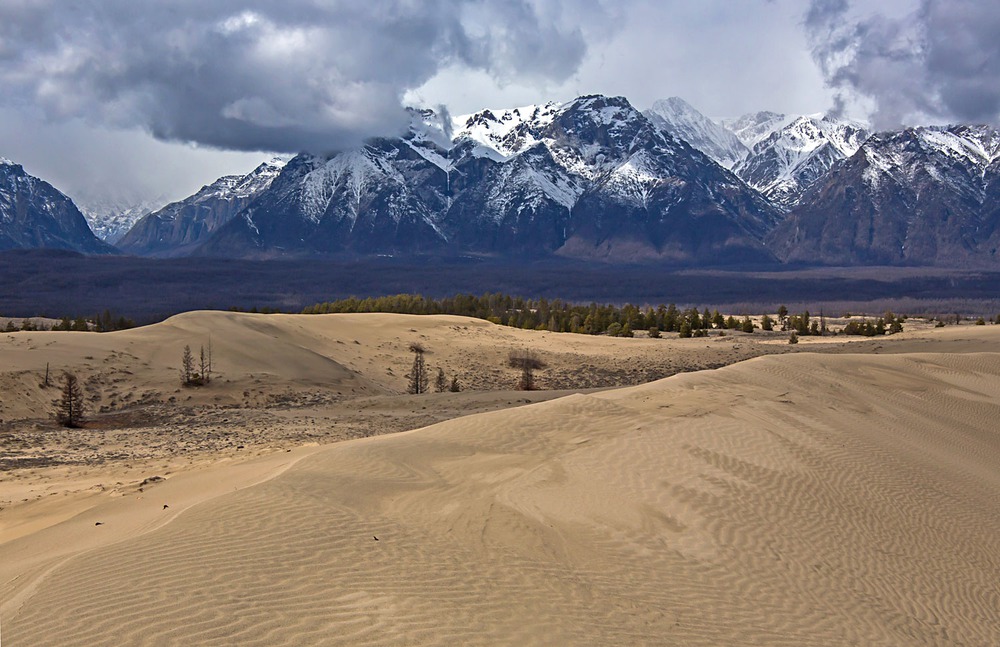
[302,293,928,338]
[3,310,135,333]
[303,293,769,337]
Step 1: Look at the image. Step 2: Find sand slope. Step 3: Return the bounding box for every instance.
[3,346,999,645]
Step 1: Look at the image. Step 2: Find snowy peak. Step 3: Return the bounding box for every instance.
[405,108,453,152]
[734,115,871,209]
[228,157,288,199]
[644,97,748,169]
[163,157,288,210]
[722,111,793,149]
[453,102,561,159]
[79,197,167,244]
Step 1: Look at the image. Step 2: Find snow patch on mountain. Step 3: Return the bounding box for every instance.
[722,111,795,149]
[645,97,748,169]
[301,151,384,224]
[80,200,164,243]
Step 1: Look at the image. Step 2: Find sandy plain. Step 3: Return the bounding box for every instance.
[1,312,998,645]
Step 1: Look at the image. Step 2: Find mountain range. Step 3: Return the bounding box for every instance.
[3,94,1000,268]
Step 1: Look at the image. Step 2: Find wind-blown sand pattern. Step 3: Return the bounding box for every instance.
[3,342,999,645]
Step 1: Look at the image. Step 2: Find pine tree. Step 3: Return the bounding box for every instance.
[449,376,461,392]
[509,349,545,391]
[199,345,210,384]
[56,372,84,428]
[435,367,447,392]
[181,345,194,386]
[407,343,428,394]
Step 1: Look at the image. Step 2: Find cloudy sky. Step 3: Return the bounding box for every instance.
[1,0,996,211]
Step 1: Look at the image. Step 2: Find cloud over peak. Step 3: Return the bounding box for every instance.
[0,1,612,153]
[807,0,1000,129]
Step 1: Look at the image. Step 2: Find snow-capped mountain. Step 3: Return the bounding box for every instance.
[644,97,748,170]
[734,115,870,209]
[117,158,286,256]
[0,158,115,254]
[196,96,780,263]
[768,124,1000,265]
[77,196,167,244]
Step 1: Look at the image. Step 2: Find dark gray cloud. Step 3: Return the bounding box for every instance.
[0,0,610,153]
[806,0,1000,128]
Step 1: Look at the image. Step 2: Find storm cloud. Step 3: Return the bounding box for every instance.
[806,0,1000,128]
[0,1,611,153]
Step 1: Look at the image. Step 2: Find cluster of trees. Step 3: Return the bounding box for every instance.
[776,308,827,336]
[770,307,906,337]
[406,343,460,394]
[841,313,905,336]
[180,344,213,387]
[3,311,135,333]
[304,293,767,338]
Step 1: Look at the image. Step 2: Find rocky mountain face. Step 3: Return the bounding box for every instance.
[0,158,115,254]
[644,97,748,170]
[734,116,869,210]
[117,159,285,257]
[768,125,1000,266]
[196,96,781,264]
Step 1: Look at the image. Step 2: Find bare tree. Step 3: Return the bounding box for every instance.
[508,349,546,391]
[56,372,84,428]
[407,343,428,394]
[198,345,212,384]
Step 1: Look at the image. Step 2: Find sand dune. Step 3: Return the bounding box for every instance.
[1,309,821,522]
[3,343,999,645]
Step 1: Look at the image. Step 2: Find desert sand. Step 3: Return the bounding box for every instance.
[2,313,999,645]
